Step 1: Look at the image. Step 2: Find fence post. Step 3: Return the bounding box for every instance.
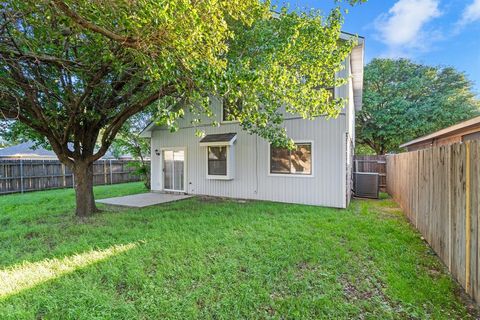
[42,159,46,189]
[109,159,113,184]
[465,141,471,293]
[19,158,24,194]
[104,160,108,185]
[61,163,66,187]
[448,147,452,271]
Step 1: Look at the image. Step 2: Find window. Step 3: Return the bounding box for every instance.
[208,146,227,176]
[222,98,243,122]
[326,87,335,100]
[312,74,335,101]
[270,142,312,175]
[314,86,335,101]
[200,133,236,180]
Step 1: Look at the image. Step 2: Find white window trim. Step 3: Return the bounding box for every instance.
[205,144,235,180]
[268,140,314,178]
[160,147,187,192]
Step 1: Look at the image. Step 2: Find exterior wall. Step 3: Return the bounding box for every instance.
[405,133,477,151]
[402,121,480,151]
[463,131,480,142]
[405,136,462,151]
[149,55,358,208]
[151,116,348,208]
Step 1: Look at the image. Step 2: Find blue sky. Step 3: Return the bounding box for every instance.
[279,0,480,93]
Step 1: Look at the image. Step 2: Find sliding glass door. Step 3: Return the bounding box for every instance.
[163,149,185,192]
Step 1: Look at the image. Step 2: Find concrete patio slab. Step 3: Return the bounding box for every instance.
[96,192,193,208]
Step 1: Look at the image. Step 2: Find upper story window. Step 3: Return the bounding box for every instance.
[222,98,243,122]
[326,87,335,100]
[270,142,312,176]
[313,85,335,101]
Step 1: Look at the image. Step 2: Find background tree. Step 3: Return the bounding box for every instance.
[0,0,362,216]
[0,137,7,148]
[110,113,151,189]
[356,58,480,155]
[0,122,11,148]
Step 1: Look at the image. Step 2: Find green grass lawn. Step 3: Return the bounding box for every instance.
[0,183,477,319]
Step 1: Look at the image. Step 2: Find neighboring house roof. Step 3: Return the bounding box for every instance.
[0,141,131,160]
[400,116,480,149]
[0,141,57,159]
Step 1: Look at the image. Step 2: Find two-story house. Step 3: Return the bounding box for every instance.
[140,35,364,208]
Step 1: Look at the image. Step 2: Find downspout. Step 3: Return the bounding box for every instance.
[255,135,259,196]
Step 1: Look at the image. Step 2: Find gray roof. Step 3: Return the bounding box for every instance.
[0,141,57,158]
[0,141,129,159]
[199,133,237,144]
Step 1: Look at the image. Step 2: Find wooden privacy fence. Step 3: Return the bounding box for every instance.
[0,159,146,195]
[354,155,387,191]
[387,140,480,303]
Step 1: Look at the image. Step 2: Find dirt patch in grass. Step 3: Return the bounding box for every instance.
[454,286,480,318]
[197,196,250,204]
[341,275,390,303]
[197,196,229,203]
[23,231,39,240]
[294,261,321,280]
[0,217,10,227]
[340,274,407,317]
[360,198,405,220]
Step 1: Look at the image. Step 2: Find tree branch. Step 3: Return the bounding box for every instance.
[0,49,83,67]
[61,64,112,144]
[52,0,139,48]
[90,84,177,162]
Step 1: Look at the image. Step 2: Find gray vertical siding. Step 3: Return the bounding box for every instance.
[149,56,358,208]
[151,116,347,208]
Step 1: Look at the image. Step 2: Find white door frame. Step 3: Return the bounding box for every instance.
[160,147,187,193]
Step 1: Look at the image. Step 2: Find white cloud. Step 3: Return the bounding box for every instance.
[375,0,442,56]
[460,0,480,26]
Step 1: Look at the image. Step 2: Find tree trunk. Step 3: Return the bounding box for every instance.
[73,161,98,217]
[139,153,151,189]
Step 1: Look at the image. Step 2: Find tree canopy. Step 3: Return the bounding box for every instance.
[356,58,480,155]
[0,0,362,216]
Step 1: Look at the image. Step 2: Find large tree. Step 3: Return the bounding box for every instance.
[356,58,480,155]
[0,0,361,216]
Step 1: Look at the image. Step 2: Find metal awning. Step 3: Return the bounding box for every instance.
[199,133,237,146]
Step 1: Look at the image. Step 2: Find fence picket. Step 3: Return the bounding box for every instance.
[387,141,480,303]
[0,159,146,195]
